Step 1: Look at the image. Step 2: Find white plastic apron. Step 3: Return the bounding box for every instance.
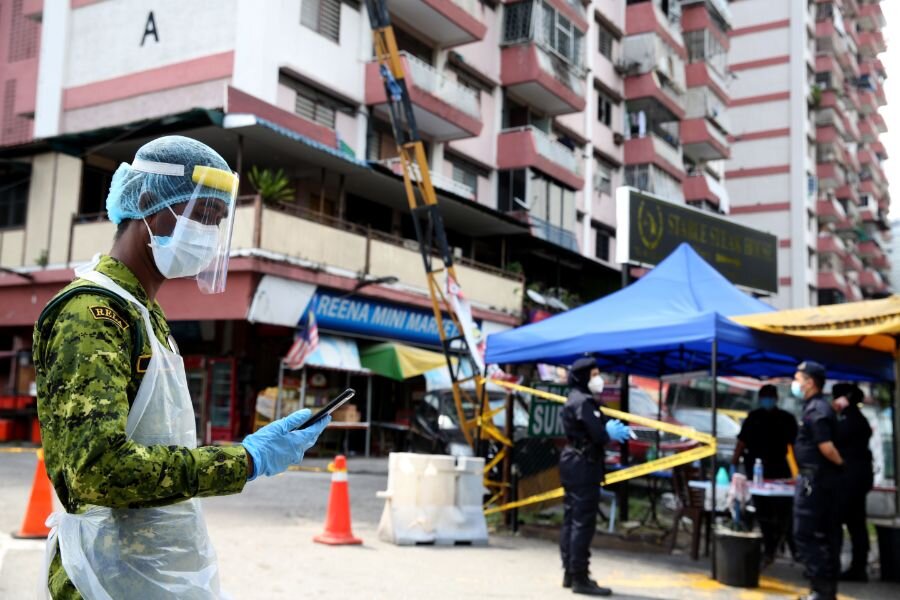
[44,263,222,600]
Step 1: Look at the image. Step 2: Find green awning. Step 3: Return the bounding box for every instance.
[360,342,449,381]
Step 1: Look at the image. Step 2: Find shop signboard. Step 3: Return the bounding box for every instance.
[527,383,568,438]
[615,187,777,293]
[308,291,467,347]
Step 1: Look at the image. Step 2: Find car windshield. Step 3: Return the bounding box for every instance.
[431,391,528,429]
[673,409,741,438]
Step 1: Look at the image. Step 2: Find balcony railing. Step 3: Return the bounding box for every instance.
[380,158,476,201]
[403,52,480,119]
[528,126,582,176]
[509,210,579,252]
[68,198,524,315]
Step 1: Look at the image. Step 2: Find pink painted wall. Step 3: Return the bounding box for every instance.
[0,0,41,146]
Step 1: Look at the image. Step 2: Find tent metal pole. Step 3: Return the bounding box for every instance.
[894,339,900,519]
[620,371,630,522]
[365,375,373,458]
[275,361,285,421]
[710,339,719,579]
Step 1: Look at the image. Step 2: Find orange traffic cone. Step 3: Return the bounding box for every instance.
[313,455,362,545]
[13,449,53,539]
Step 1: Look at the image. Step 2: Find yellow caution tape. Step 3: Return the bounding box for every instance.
[480,378,719,516]
[485,379,715,446]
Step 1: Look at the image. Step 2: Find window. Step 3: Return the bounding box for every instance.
[451,160,479,199]
[282,76,350,129]
[538,2,584,67]
[594,225,610,261]
[503,1,534,43]
[0,174,28,229]
[301,0,341,43]
[595,159,613,195]
[597,91,613,128]
[79,166,113,216]
[597,23,614,61]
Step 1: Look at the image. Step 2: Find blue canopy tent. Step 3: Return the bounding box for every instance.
[486,243,893,382]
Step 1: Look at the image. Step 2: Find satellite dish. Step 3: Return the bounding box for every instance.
[526,289,547,305]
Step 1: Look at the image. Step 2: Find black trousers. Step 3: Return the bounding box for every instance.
[839,467,873,571]
[794,474,841,595]
[754,496,794,559]
[560,483,600,575]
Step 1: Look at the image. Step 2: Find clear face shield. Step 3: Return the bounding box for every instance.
[140,163,239,294]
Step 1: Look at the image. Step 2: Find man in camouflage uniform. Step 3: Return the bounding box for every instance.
[35,136,328,599]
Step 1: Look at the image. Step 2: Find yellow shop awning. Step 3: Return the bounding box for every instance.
[732,295,900,354]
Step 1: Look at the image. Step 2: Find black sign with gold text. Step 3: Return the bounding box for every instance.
[623,190,777,293]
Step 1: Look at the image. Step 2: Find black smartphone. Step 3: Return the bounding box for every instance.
[292,388,356,431]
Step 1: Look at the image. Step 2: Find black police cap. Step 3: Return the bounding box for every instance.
[797,360,826,380]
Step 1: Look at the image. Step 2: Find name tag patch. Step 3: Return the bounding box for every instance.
[89,306,129,331]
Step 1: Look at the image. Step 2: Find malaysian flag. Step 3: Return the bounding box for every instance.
[284,312,319,369]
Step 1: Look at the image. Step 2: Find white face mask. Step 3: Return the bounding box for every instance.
[588,375,605,395]
[145,208,220,279]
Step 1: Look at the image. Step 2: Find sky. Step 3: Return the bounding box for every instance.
[881,2,898,218]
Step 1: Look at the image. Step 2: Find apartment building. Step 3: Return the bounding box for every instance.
[725,0,890,309]
[0,0,628,443]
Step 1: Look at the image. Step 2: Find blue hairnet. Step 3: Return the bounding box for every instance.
[106,135,234,224]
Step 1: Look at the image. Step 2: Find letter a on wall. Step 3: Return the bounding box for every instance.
[141,11,159,46]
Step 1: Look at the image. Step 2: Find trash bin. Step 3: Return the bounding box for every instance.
[876,524,900,582]
[714,529,762,588]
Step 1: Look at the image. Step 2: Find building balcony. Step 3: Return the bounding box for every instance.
[365,53,482,141]
[500,43,587,116]
[681,117,730,161]
[858,30,886,57]
[816,55,845,92]
[497,126,584,190]
[817,163,848,191]
[857,239,884,260]
[872,111,887,134]
[626,0,685,50]
[388,0,487,48]
[684,78,729,133]
[69,200,524,315]
[624,73,686,120]
[858,269,886,292]
[857,3,886,32]
[870,253,890,271]
[817,233,848,256]
[624,134,685,181]
[379,158,476,202]
[683,171,730,212]
[843,250,864,273]
[816,18,856,59]
[818,270,847,292]
[835,185,860,206]
[817,198,847,223]
[508,211,579,253]
[858,117,877,143]
[872,140,888,159]
[858,89,877,115]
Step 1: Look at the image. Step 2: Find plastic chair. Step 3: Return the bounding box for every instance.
[669,466,710,560]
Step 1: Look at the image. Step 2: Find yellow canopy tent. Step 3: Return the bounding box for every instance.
[732,295,900,354]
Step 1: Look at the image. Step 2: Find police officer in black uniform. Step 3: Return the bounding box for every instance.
[559,357,631,596]
[792,361,844,600]
[831,383,874,582]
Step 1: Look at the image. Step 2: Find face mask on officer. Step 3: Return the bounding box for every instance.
[588,374,605,395]
[759,395,776,410]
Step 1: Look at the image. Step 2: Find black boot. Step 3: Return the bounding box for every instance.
[797,579,836,600]
[840,566,868,582]
[571,572,612,596]
[563,572,572,588]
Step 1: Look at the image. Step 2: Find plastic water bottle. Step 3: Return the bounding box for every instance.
[715,466,729,486]
[753,458,764,485]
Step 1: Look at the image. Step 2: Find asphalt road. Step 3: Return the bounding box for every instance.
[2,451,897,599]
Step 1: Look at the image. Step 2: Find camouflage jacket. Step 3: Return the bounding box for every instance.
[33,255,249,599]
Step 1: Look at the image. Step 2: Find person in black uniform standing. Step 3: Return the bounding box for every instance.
[559,356,631,596]
[731,384,798,567]
[792,361,844,600]
[830,383,874,582]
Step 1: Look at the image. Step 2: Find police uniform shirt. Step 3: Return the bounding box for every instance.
[794,394,837,471]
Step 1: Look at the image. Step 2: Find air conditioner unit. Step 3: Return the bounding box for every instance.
[613,132,625,145]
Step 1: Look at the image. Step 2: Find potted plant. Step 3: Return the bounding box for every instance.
[247,166,295,205]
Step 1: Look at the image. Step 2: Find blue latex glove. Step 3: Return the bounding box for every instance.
[242,409,331,481]
[605,419,631,443]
